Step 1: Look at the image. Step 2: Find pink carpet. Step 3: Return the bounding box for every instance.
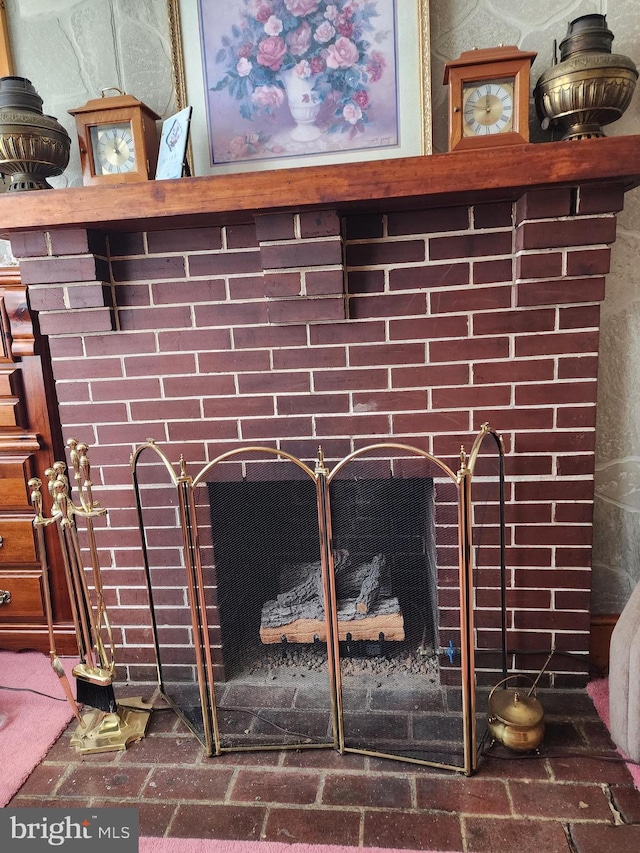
[586,676,640,790]
[0,650,75,807]
[0,651,458,853]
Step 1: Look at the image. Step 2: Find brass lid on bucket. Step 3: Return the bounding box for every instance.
[489,683,544,727]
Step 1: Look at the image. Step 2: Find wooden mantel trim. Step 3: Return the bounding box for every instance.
[2,135,640,236]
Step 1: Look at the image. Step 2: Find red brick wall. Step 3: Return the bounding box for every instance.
[12,182,625,687]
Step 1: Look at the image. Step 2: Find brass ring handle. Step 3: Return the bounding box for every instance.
[488,674,536,702]
[100,86,125,98]
[0,589,11,605]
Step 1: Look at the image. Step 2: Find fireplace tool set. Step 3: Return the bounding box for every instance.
[29,431,553,765]
[30,438,151,754]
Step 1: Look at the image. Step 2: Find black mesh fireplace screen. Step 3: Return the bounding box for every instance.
[131,425,506,775]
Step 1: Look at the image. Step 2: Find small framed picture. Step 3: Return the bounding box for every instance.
[155,106,192,180]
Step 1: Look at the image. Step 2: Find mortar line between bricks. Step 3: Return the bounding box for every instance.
[225,766,243,803]
[503,778,516,816]
[47,760,77,797]
[603,783,625,825]
[259,804,271,840]
[409,774,417,809]
[162,804,181,840]
[139,766,156,800]
[260,236,341,247]
[459,815,468,853]
[564,821,580,853]
[461,813,614,824]
[316,770,327,806]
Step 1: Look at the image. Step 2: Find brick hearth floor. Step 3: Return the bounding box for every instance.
[9,688,640,853]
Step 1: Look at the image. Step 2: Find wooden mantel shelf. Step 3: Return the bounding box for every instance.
[2,135,640,236]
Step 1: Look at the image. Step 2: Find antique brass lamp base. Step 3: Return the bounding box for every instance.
[70,697,152,755]
[0,76,70,191]
[534,14,637,141]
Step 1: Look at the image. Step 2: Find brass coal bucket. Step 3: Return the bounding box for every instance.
[487,675,545,753]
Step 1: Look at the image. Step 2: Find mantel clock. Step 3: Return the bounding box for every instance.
[68,89,160,185]
[444,46,537,152]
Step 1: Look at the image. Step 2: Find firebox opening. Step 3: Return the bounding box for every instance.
[206,475,438,684]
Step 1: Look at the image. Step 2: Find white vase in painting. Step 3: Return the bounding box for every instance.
[279,68,322,142]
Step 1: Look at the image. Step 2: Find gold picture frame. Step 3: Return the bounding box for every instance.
[166,0,432,176]
[0,2,14,77]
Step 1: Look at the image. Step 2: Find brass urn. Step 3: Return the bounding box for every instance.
[534,14,638,140]
[0,76,71,191]
[487,676,545,753]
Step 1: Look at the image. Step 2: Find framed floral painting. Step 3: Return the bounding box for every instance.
[0,5,14,77]
[168,0,431,175]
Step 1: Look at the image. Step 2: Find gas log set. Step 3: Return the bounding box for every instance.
[259,550,405,645]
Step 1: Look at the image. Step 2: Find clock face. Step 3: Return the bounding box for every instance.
[90,122,137,175]
[462,79,515,137]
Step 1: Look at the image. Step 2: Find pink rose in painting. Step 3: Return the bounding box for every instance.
[251,84,285,108]
[325,36,359,69]
[354,89,369,109]
[284,0,320,16]
[336,19,354,38]
[324,4,339,21]
[343,102,362,125]
[366,50,386,83]
[264,15,283,36]
[286,20,312,56]
[294,59,312,79]
[314,21,335,44]
[237,57,253,76]
[253,3,274,24]
[309,55,326,74]
[228,135,250,159]
[256,35,287,70]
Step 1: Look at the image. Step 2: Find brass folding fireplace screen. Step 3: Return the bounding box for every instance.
[131,425,506,775]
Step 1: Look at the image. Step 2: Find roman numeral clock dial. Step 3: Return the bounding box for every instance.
[90,123,136,175]
[463,81,514,136]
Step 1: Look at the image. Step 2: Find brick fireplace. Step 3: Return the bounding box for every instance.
[4,136,640,690]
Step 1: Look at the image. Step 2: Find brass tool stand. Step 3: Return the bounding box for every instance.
[30,438,151,754]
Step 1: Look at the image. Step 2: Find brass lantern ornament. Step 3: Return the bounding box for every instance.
[534,14,638,140]
[0,76,70,191]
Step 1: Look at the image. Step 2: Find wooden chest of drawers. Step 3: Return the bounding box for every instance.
[0,268,75,653]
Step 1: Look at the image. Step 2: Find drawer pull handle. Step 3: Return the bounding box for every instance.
[0,535,3,548]
[0,589,11,605]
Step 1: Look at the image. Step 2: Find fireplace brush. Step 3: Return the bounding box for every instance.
[30,438,151,754]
